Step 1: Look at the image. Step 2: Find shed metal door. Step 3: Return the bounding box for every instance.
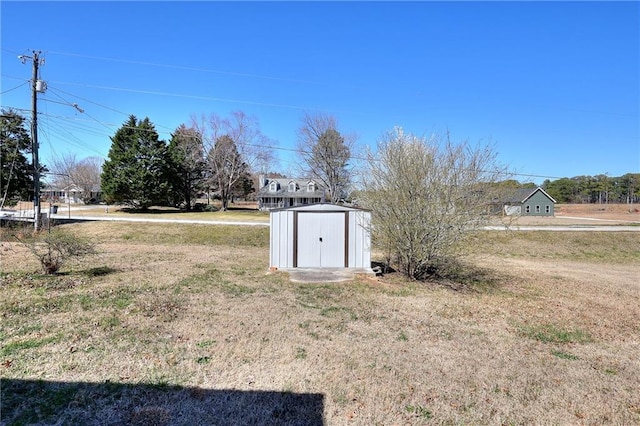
[296,212,346,267]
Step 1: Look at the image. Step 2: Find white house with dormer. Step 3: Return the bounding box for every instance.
[256,175,326,211]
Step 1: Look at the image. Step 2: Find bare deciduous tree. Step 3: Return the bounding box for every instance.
[360,127,509,279]
[49,154,103,203]
[193,111,275,211]
[296,112,356,203]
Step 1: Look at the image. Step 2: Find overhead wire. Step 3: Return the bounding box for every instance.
[49,80,341,113]
[1,99,574,183]
[48,50,323,85]
[1,81,30,95]
[3,49,599,183]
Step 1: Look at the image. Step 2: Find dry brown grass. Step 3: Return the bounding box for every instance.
[1,222,639,425]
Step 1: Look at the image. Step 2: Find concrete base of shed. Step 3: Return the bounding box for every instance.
[280,267,375,283]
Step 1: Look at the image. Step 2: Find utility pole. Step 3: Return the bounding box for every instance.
[19,51,46,231]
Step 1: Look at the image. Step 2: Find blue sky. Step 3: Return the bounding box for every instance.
[1,1,638,184]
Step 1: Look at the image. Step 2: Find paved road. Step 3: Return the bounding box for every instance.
[0,209,269,227]
[481,225,639,232]
[57,215,640,231]
[3,209,639,231]
[56,214,270,227]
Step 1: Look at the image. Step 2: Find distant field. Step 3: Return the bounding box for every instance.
[1,221,639,424]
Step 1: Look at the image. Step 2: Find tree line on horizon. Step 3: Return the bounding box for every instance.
[541,174,639,204]
[2,107,638,210]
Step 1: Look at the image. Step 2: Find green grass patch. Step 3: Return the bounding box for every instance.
[137,293,184,322]
[320,306,358,320]
[100,223,269,247]
[99,314,121,329]
[518,323,592,344]
[174,267,222,293]
[470,231,640,264]
[196,356,211,364]
[295,283,346,309]
[196,339,216,348]
[174,266,256,296]
[552,350,579,360]
[0,334,62,357]
[397,331,409,341]
[406,404,433,420]
[218,281,256,297]
[295,347,307,359]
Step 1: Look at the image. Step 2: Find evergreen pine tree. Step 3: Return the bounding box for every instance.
[1,109,33,206]
[101,115,170,209]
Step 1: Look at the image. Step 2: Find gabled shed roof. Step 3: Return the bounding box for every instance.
[502,187,557,204]
[270,202,370,213]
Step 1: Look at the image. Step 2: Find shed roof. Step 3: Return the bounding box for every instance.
[270,202,370,213]
[502,187,557,204]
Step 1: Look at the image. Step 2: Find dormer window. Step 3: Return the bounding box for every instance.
[307,181,316,192]
[269,181,278,192]
[288,181,298,192]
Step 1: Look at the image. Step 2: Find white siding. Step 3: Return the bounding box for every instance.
[270,210,295,268]
[297,212,345,267]
[269,204,371,270]
[348,211,371,268]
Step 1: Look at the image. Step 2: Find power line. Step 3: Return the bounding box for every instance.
[48,86,130,117]
[48,50,323,85]
[9,103,571,182]
[1,81,30,95]
[49,80,345,113]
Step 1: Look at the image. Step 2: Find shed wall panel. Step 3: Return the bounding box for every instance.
[297,212,345,267]
[350,211,371,268]
[270,210,296,268]
[269,204,371,270]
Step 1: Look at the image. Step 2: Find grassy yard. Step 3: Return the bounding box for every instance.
[1,223,639,425]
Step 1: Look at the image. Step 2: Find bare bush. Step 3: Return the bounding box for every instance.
[22,229,98,274]
[360,127,509,279]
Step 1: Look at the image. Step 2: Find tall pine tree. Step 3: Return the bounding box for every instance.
[101,116,171,209]
[167,124,206,210]
[1,109,33,206]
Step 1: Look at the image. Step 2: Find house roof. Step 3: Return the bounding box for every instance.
[256,176,325,198]
[502,187,556,204]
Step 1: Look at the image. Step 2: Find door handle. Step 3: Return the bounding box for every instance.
[319,237,323,242]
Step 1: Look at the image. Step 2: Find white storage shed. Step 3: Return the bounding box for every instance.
[269,203,371,269]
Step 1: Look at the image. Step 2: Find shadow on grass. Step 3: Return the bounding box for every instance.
[379,257,502,293]
[424,259,504,293]
[119,207,183,214]
[1,379,325,425]
[372,258,503,293]
[224,206,260,212]
[371,261,397,274]
[82,266,119,277]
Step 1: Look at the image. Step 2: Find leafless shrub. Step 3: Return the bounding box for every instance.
[21,229,97,274]
[360,127,509,279]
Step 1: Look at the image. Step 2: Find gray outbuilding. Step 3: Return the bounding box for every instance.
[269,203,371,269]
[498,187,557,216]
